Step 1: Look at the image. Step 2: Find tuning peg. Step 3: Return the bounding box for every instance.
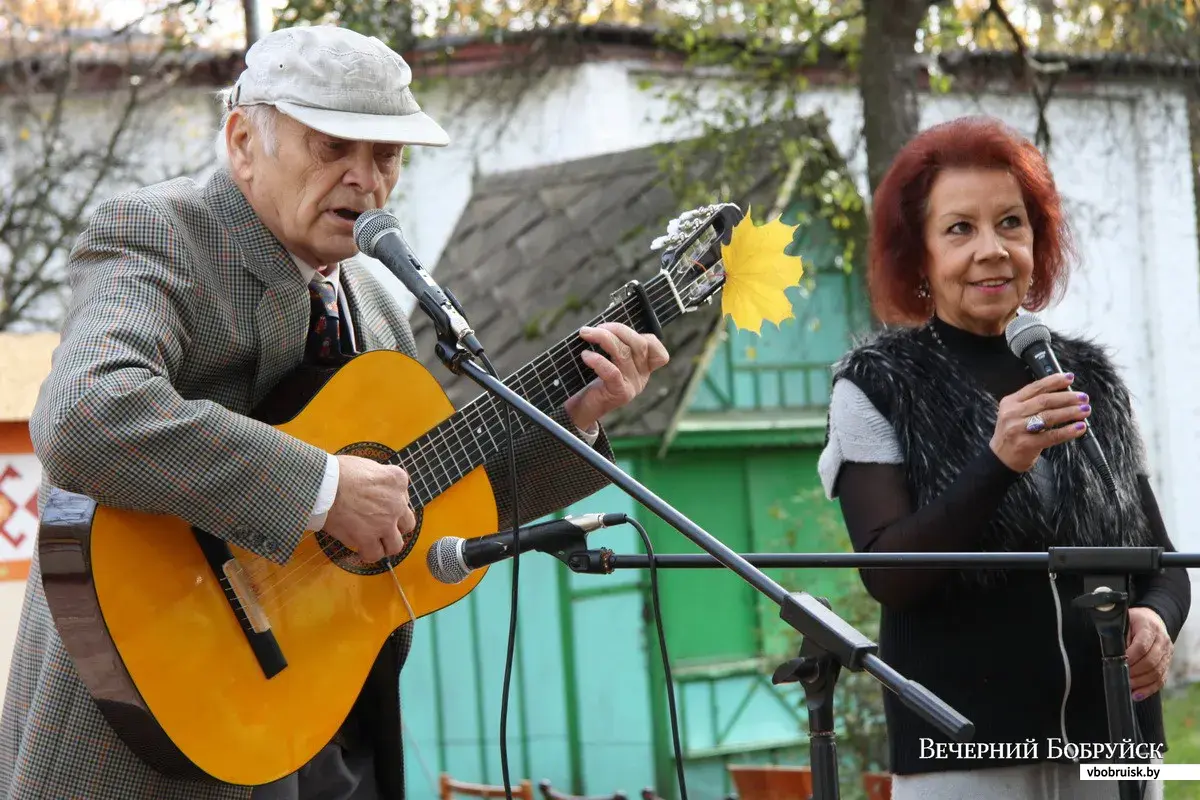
[651,204,723,251]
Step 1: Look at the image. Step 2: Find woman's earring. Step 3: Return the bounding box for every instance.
[916,280,930,299]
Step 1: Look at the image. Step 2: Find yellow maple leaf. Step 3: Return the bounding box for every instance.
[719,208,804,334]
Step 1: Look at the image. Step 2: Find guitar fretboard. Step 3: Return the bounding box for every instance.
[388,272,689,508]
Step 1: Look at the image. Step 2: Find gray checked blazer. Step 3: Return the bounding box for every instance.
[0,168,614,799]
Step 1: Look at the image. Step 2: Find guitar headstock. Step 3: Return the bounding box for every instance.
[649,202,744,312]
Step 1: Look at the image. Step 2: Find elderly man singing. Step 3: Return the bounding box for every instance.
[0,25,667,800]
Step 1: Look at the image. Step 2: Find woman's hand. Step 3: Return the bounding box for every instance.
[1127,607,1173,701]
[989,373,1092,472]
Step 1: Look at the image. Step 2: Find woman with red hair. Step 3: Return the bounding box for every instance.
[818,116,1189,799]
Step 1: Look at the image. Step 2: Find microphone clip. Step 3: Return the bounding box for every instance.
[431,286,484,374]
[536,514,620,569]
[435,337,478,376]
[541,513,627,574]
[554,546,617,575]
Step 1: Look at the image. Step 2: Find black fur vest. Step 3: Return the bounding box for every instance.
[832,321,1155,587]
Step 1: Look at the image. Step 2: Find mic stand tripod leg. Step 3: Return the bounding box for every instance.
[1072,575,1143,800]
[772,597,841,800]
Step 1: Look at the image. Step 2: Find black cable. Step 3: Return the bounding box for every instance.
[627,516,688,800]
[477,350,520,800]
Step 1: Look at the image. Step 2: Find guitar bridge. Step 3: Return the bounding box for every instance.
[193,528,288,680]
[222,559,271,634]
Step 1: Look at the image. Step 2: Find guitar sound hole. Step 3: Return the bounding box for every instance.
[316,440,422,576]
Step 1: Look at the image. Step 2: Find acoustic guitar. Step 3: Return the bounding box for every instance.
[36,202,744,786]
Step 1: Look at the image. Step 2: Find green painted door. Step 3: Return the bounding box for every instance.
[635,445,857,800]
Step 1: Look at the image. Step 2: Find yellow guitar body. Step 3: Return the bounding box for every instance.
[52,350,497,786]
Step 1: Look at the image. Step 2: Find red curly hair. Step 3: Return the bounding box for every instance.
[867,115,1075,325]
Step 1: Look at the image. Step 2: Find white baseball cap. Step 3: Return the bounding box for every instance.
[228,25,449,147]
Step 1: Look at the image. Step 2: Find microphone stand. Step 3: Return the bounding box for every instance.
[429,338,973,800]
[562,547,1200,800]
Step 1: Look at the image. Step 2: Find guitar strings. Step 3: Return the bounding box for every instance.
[210,550,418,653]
[380,289,678,496]
[225,264,710,614]
[383,273,696,500]
[383,248,712,498]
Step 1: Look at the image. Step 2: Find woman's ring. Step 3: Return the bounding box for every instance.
[1026,414,1046,433]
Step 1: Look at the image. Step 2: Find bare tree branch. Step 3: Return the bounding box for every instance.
[977,0,1067,152]
[0,2,218,331]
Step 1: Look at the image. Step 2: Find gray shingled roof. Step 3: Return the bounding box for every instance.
[411,119,835,440]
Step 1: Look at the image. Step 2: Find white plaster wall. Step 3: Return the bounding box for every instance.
[0,86,223,329]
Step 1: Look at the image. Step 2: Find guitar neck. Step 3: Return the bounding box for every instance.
[390,273,687,508]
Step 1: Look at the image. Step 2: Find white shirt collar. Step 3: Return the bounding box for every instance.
[292,254,342,288]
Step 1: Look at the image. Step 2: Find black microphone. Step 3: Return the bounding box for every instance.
[427,513,629,584]
[353,210,485,356]
[1005,313,1118,494]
